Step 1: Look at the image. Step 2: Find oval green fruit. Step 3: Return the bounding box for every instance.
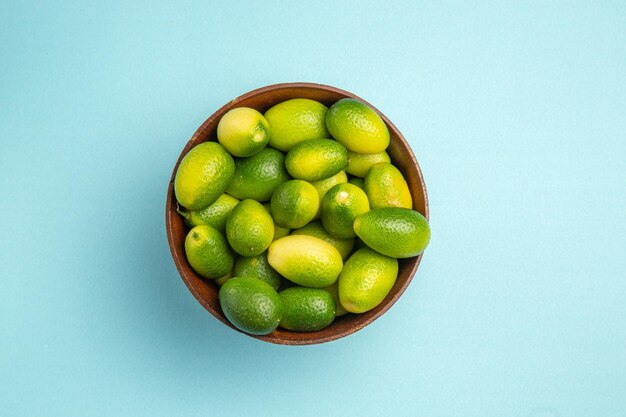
[264,98,330,151]
[365,162,412,209]
[174,142,235,210]
[176,193,240,231]
[226,148,290,201]
[354,208,430,258]
[217,107,270,157]
[338,247,398,313]
[346,150,391,177]
[291,220,354,260]
[270,180,319,229]
[310,170,348,218]
[233,252,282,291]
[184,225,234,279]
[321,183,370,239]
[278,287,336,331]
[285,139,348,181]
[267,235,343,288]
[226,199,274,257]
[325,98,390,154]
[219,277,283,335]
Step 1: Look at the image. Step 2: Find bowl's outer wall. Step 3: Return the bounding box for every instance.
[166,83,429,345]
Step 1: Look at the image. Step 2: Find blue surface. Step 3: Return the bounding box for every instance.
[1,2,625,416]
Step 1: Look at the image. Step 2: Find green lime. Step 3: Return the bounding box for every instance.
[226,148,290,201]
[267,235,343,288]
[264,99,330,151]
[323,281,349,317]
[177,193,239,231]
[226,199,274,257]
[338,247,398,313]
[270,180,319,229]
[310,170,347,218]
[285,139,348,181]
[353,208,430,258]
[326,98,390,154]
[320,183,370,239]
[217,107,270,157]
[346,150,391,177]
[261,203,291,240]
[291,220,354,260]
[174,142,235,210]
[365,162,412,209]
[184,225,234,279]
[278,287,336,331]
[233,252,282,290]
[219,277,283,335]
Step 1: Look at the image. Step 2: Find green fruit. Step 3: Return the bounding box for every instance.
[226,148,290,201]
[219,277,283,335]
[177,193,240,231]
[346,150,391,177]
[267,235,343,288]
[365,162,412,209]
[285,139,348,181]
[264,99,330,151]
[321,183,370,239]
[270,180,319,229]
[226,199,274,257]
[348,177,364,190]
[175,142,235,210]
[278,287,336,331]
[233,253,282,290]
[310,170,348,218]
[338,247,398,313]
[214,271,233,287]
[323,281,349,317]
[261,203,291,240]
[291,221,354,260]
[184,225,234,279]
[217,107,270,157]
[353,208,430,258]
[325,98,390,154]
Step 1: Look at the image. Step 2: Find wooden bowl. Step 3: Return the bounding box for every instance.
[166,82,429,345]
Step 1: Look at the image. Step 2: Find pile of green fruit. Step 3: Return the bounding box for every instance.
[174,97,430,336]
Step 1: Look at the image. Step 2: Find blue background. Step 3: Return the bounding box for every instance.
[1,1,625,416]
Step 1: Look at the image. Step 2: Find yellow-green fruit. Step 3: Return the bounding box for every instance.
[278,287,336,331]
[310,171,347,218]
[346,150,391,177]
[184,225,234,279]
[226,199,274,257]
[264,99,330,151]
[338,247,398,313]
[364,162,412,209]
[354,208,430,258]
[260,203,291,240]
[177,193,239,231]
[348,177,364,190]
[325,98,390,154]
[226,148,290,201]
[219,277,283,335]
[323,281,349,317]
[291,221,354,260]
[267,235,343,288]
[285,139,348,181]
[321,183,370,239]
[217,107,270,157]
[174,142,235,210]
[214,271,233,286]
[270,180,319,229]
[233,253,282,290]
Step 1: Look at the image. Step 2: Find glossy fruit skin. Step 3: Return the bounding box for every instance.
[226,199,274,257]
[175,142,235,210]
[217,107,270,157]
[338,247,398,313]
[365,162,412,209]
[233,252,282,291]
[184,225,234,279]
[226,148,290,201]
[219,277,283,335]
[346,150,390,177]
[291,221,354,260]
[177,193,239,231]
[310,170,348,219]
[354,208,430,258]
[279,287,336,331]
[325,98,390,154]
[267,235,343,288]
[321,183,370,239]
[264,99,330,151]
[270,180,319,229]
[285,139,348,182]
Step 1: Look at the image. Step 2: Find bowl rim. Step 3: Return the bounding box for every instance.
[166,82,429,345]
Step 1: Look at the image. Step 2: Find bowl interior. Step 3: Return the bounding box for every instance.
[166,83,428,345]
